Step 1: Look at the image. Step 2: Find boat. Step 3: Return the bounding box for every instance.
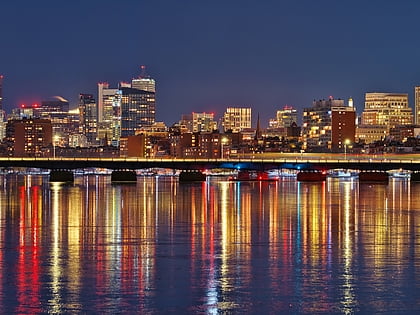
[296,170,327,182]
[359,171,389,183]
[229,170,277,181]
[327,169,358,179]
[387,169,411,179]
[267,169,297,179]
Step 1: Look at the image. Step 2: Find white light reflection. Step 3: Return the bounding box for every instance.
[205,180,230,314]
[50,182,62,313]
[341,181,356,312]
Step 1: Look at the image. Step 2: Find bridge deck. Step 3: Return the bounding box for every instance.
[0,156,419,171]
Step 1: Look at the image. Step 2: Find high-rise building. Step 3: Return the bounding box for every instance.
[415,87,420,125]
[0,75,5,141]
[131,77,156,93]
[302,97,355,151]
[0,75,3,111]
[131,65,156,92]
[98,83,121,145]
[361,92,413,130]
[192,112,217,132]
[40,96,69,114]
[38,96,71,146]
[275,106,298,128]
[120,87,155,137]
[222,107,252,132]
[331,105,356,151]
[78,94,97,145]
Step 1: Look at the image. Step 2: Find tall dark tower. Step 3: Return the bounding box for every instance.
[0,75,3,111]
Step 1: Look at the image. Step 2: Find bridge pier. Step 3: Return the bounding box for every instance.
[411,172,420,181]
[111,170,137,183]
[359,171,389,183]
[179,170,206,182]
[50,170,74,182]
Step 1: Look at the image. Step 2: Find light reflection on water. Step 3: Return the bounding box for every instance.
[0,174,419,313]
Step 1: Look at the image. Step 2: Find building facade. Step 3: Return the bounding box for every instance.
[0,75,3,111]
[98,83,121,146]
[331,106,356,151]
[222,107,252,132]
[302,98,345,151]
[192,112,217,132]
[78,94,97,145]
[362,92,413,131]
[274,106,298,128]
[120,87,155,137]
[415,87,420,125]
[131,77,156,93]
[5,118,52,157]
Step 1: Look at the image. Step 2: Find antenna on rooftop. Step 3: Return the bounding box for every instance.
[140,65,147,78]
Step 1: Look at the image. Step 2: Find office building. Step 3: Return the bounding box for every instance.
[98,83,121,145]
[0,75,3,111]
[5,118,52,157]
[40,96,69,114]
[361,92,413,130]
[131,65,156,92]
[273,106,298,128]
[192,112,217,132]
[222,107,252,132]
[131,77,156,93]
[78,94,97,145]
[415,87,420,125]
[356,125,388,144]
[120,87,155,137]
[38,96,71,146]
[302,97,355,151]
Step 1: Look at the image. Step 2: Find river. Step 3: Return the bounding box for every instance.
[0,174,419,314]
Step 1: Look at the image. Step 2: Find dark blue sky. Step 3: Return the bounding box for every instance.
[1,0,420,126]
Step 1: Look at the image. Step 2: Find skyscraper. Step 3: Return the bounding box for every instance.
[78,94,97,145]
[39,96,71,147]
[0,75,6,141]
[131,65,156,92]
[40,96,69,114]
[98,83,121,145]
[120,87,155,137]
[415,87,420,125]
[0,75,3,111]
[131,77,156,93]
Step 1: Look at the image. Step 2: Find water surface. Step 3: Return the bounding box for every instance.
[0,174,419,313]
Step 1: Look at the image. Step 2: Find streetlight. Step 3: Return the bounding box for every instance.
[344,139,351,160]
[53,135,59,159]
[221,137,228,159]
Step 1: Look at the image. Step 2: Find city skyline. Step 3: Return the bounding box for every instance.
[2,1,420,126]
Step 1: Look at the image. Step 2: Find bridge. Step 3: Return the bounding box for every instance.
[1,155,420,172]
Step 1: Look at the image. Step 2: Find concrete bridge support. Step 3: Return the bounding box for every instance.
[179,170,206,182]
[111,170,137,183]
[50,170,74,182]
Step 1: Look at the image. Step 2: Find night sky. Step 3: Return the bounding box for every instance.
[1,0,420,126]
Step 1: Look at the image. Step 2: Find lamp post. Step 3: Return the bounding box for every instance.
[221,137,228,159]
[344,139,351,160]
[53,135,59,159]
